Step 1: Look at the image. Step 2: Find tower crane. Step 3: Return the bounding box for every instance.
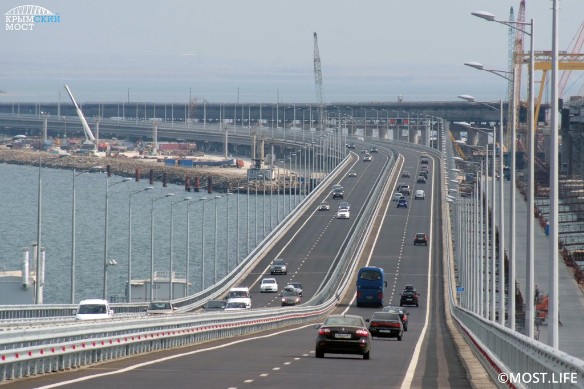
[313,32,325,131]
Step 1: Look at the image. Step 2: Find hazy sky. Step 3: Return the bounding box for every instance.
[1,0,582,103]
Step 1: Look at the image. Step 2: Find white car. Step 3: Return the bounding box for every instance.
[224,299,250,311]
[260,278,279,293]
[363,154,372,162]
[336,209,350,219]
[75,299,113,320]
[146,301,176,315]
[414,189,425,200]
[392,192,405,202]
[227,287,251,308]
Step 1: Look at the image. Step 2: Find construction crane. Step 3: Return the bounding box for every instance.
[64,84,97,153]
[559,21,584,98]
[522,51,584,125]
[449,131,466,160]
[313,32,325,131]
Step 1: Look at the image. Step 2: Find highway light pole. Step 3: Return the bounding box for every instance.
[549,0,560,349]
[464,64,516,328]
[200,196,208,290]
[127,186,153,303]
[458,97,503,323]
[214,195,221,284]
[170,197,191,301]
[455,138,491,319]
[103,177,131,301]
[150,192,174,302]
[472,7,536,336]
[70,168,97,304]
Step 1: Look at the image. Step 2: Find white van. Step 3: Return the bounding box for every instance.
[75,299,113,320]
[226,287,251,309]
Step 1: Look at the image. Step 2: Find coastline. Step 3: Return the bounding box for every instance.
[0,148,248,192]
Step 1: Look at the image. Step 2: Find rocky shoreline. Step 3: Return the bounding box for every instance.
[0,148,249,192]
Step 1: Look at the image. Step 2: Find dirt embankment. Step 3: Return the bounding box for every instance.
[0,148,248,192]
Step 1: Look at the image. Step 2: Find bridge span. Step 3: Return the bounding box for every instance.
[1,125,583,388]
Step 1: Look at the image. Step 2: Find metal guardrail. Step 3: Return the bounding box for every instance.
[443,127,584,389]
[0,146,396,382]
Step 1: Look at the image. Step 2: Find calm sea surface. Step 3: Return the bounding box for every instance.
[0,163,297,303]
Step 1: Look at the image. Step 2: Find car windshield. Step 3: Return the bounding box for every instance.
[228,291,248,298]
[149,302,171,310]
[359,270,382,280]
[402,291,416,296]
[282,290,298,297]
[226,302,246,309]
[273,260,285,265]
[262,279,276,284]
[383,307,405,314]
[78,304,107,314]
[324,316,364,327]
[371,312,400,321]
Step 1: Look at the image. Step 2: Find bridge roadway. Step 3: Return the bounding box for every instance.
[12,146,478,388]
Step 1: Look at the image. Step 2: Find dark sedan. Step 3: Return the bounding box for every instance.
[367,312,403,340]
[315,314,372,359]
[382,306,409,331]
[400,290,419,307]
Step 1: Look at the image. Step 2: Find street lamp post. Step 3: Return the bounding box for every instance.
[128,186,153,303]
[458,97,503,323]
[103,177,132,301]
[170,197,191,301]
[471,7,536,335]
[185,198,192,297]
[214,195,221,284]
[70,168,96,304]
[456,137,491,319]
[200,196,208,290]
[150,192,174,302]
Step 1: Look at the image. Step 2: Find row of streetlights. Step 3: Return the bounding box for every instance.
[67,151,335,303]
[453,6,561,349]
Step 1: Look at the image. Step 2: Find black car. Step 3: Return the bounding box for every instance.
[315,314,372,359]
[332,188,344,199]
[417,176,427,184]
[346,143,356,149]
[414,233,428,246]
[370,147,378,153]
[367,312,403,340]
[400,290,419,307]
[382,306,409,331]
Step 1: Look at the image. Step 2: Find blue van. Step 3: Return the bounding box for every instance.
[356,266,387,307]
